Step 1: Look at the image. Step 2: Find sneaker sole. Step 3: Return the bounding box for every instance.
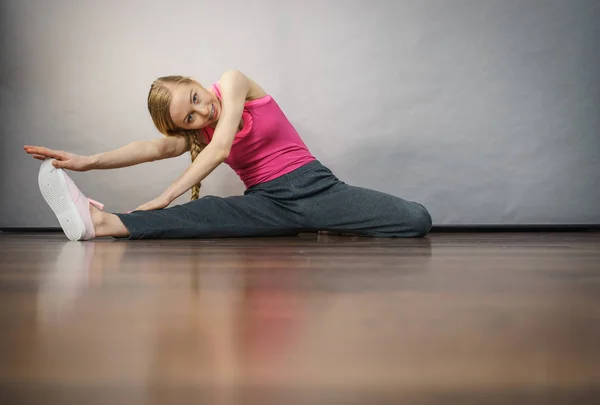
[38,159,86,241]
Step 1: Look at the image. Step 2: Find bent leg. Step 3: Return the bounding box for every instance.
[112,194,302,240]
[303,183,432,238]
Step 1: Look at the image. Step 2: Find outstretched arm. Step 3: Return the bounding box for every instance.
[90,136,189,169]
[24,135,189,171]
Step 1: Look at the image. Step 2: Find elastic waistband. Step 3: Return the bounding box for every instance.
[246,160,325,192]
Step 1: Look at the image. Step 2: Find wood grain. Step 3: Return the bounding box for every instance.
[0,231,599,404]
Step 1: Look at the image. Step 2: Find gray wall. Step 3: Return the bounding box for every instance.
[1,0,599,227]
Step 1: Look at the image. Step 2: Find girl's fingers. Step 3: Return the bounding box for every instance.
[24,147,47,156]
[25,146,63,159]
[27,150,54,159]
[32,154,46,160]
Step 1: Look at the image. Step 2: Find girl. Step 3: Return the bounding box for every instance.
[24,70,432,241]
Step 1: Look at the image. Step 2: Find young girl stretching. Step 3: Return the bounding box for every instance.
[24,70,432,241]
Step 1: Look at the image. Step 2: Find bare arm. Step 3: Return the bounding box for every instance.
[89,136,189,169]
[25,135,189,171]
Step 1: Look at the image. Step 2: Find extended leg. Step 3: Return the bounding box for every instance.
[112,194,303,240]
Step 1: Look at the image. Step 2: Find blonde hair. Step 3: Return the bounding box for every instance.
[147,75,206,200]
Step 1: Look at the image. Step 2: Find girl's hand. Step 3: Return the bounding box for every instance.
[24,145,93,171]
[133,194,172,212]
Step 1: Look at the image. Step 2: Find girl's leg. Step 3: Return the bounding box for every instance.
[38,159,301,241]
[304,182,432,237]
[112,194,304,240]
[282,163,432,237]
[63,195,301,240]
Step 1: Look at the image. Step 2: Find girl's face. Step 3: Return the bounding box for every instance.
[168,81,221,130]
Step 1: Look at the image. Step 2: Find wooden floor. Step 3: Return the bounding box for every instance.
[0,231,599,405]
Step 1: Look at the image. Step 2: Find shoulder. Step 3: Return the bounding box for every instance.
[218,69,267,101]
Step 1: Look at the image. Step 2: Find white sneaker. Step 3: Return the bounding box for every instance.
[38,159,104,241]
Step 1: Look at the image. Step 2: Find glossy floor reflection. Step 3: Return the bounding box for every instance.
[0,232,599,404]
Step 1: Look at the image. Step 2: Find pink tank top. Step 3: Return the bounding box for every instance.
[202,83,316,189]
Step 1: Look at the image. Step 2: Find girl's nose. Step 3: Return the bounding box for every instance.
[196,104,209,117]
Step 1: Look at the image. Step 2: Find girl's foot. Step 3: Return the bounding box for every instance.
[38,159,104,241]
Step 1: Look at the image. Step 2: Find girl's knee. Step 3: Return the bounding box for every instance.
[410,203,432,237]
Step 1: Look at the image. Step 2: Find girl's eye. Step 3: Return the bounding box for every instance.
[187,114,193,123]
[193,94,198,103]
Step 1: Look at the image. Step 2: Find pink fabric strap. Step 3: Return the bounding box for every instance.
[88,198,104,210]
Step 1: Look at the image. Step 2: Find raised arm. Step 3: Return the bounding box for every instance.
[24,135,189,171]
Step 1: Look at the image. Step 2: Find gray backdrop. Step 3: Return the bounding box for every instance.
[1,0,599,227]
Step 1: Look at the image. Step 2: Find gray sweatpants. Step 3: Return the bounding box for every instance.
[114,160,432,239]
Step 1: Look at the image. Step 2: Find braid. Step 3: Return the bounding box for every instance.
[183,131,206,200]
